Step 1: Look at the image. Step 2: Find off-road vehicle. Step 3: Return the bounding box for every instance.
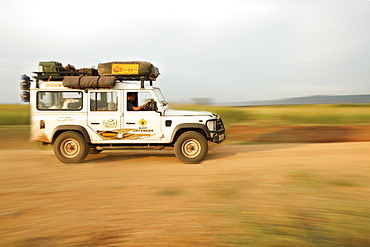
[22,61,225,164]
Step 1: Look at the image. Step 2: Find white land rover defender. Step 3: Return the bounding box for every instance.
[22,61,225,164]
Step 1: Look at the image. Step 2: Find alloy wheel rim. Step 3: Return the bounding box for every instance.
[182,139,201,158]
[61,138,80,158]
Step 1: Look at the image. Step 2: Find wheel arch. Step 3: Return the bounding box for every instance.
[51,125,91,144]
[171,123,210,144]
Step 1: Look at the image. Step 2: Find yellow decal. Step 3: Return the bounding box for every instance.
[111,64,139,75]
[139,118,147,127]
[97,129,154,140]
[99,131,117,137]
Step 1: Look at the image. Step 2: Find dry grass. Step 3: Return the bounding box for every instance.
[1,144,370,246]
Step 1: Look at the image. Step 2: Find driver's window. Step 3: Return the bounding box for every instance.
[138,92,153,106]
[126,91,156,111]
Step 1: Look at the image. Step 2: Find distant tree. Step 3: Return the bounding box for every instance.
[192,98,213,105]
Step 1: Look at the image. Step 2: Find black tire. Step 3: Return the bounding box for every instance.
[174,131,208,164]
[54,131,89,164]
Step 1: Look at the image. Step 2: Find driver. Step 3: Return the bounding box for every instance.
[127,92,151,111]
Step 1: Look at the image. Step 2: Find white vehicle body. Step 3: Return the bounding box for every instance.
[29,79,225,164]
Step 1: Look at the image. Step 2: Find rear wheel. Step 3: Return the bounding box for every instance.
[174,131,208,164]
[54,131,89,164]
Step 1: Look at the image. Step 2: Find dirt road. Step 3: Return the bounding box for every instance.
[1,143,370,246]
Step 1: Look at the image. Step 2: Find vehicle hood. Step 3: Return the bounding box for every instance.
[164,109,213,117]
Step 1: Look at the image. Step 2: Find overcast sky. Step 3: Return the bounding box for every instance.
[1,0,369,104]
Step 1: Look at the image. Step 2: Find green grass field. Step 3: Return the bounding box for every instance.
[1,103,370,126]
[171,104,370,126]
[0,104,30,125]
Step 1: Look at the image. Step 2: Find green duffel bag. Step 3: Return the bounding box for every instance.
[39,61,64,74]
[98,61,159,78]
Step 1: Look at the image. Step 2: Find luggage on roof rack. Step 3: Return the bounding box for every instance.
[32,60,160,88]
[62,76,116,89]
[78,68,98,76]
[98,61,160,78]
[34,61,97,81]
[38,61,64,75]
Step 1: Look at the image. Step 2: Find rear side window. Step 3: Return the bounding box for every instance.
[37,91,82,110]
[90,92,118,111]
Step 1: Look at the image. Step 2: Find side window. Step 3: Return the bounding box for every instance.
[90,92,118,111]
[37,91,82,110]
[126,91,155,111]
[138,92,153,106]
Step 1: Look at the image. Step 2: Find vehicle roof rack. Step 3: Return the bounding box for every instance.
[32,73,156,88]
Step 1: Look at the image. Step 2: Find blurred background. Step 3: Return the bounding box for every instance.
[1,1,370,246]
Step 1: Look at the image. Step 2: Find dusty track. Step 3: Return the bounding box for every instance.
[1,142,370,246]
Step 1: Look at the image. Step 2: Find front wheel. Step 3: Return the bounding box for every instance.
[174,131,208,164]
[54,131,89,164]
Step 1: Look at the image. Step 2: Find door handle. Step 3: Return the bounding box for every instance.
[126,122,135,125]
[91,122,100,125]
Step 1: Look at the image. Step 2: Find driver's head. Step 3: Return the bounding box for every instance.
[127,93,136,101]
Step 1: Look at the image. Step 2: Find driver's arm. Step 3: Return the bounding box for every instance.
[131,99,151,111]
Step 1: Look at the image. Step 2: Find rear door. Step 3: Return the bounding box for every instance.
[87,90,122,142]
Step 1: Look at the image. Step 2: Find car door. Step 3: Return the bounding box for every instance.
[123,91,162,142]
[87,90,122,142]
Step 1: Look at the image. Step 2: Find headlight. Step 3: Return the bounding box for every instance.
[207,120,216,131]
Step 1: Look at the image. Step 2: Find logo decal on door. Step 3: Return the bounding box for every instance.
[103,119,118,128]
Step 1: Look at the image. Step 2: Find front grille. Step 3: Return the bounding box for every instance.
[216,118,225,131]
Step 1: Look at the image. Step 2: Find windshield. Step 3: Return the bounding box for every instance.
[154,88,168,107]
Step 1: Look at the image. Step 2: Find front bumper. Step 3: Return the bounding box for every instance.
[212,131,225,143]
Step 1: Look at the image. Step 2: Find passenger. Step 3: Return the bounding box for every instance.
[62,99,80,109]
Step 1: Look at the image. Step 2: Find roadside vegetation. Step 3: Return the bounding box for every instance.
[1,103,370,146]
[1,103,370,127]
[0,104,30,125]
[171,103,370,126]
